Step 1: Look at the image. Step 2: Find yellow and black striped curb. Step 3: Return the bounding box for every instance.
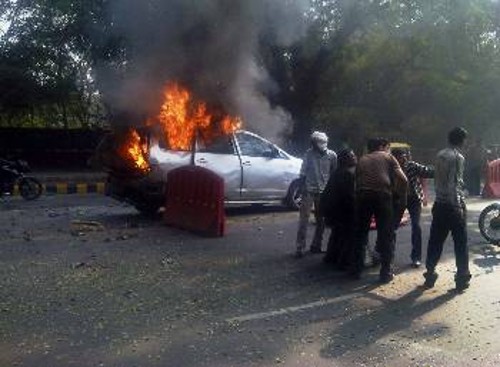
[13,182,107,196]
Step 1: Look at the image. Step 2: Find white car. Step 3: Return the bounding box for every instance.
[101,129,303,214]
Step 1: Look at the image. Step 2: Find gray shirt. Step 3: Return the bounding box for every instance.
[300,148,337,193]
[434,147,466,207]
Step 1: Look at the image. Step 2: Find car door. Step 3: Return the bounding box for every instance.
[193,134,242,200]
[235,131,295,200]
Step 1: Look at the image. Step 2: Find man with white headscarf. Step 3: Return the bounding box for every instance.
[295,131,337,258]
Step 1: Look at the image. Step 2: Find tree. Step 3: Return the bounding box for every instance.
[0,0,110,128]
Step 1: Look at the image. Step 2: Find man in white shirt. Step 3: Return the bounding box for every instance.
[295,131,337,258]
[424,127,471,292]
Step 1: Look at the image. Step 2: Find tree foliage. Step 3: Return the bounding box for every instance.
[1,0,500,153]
[0,0,111,128]
[264,0,500,150]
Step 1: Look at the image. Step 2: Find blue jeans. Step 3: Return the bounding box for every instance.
[407,196,423,262]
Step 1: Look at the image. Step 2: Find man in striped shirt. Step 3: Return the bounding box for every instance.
[351,138,408,283]
[424,127,471,292]
[392,149,434,268]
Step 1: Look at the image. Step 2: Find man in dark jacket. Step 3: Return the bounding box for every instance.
[321,149,357,270]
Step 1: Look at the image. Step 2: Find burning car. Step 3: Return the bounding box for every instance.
[94,83,303,214]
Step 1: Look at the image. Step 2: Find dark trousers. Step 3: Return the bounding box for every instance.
[325,223,353,269]
[407,196,423,262]
[353,191,394,275]
[425,202,470,277]
[466,167,482,196]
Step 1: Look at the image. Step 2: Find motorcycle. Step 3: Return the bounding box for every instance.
[0,158,43,200]
[478,202,500,245]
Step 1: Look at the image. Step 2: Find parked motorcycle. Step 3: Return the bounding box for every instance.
[478,202,500,245]
[0,158,43,200]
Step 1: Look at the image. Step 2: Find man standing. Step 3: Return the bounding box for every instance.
[391,149,434,267]
[295,131,337,258]
[424,127,471,292]
[321,149,357,269]
[351,138,408,283]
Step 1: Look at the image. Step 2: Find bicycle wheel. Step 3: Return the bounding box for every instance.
[19,177,43,200]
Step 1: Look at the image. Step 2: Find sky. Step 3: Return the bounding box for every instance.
[0,19,9,36]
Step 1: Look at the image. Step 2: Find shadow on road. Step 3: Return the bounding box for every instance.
[225,204,292,217]
[319,286,458,360]
[473,245,500,274]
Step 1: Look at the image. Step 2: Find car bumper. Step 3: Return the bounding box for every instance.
[106,174,165,207]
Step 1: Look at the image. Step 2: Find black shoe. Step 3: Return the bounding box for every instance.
[455,274,471,292]
[370,250,381,267]
[310,247,324,254]
[347,270,361,280]
[323,255,334,264]
[411,260,422,268]
[294,250,304,259]
[379,272,394,284]
[423,271,438,288]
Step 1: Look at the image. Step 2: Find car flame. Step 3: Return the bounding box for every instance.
[157,82,241,150]
[119,82,242,171]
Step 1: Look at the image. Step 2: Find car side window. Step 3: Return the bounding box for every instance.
[198,135,235,154]
[237,133,277,158]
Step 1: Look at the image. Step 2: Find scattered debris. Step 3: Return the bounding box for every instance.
[70,220,105,233]
[71,262,86,269]
[22,230,32,241]
[161,257,175,267]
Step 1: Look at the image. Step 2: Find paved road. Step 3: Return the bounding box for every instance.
[0,195,499,367]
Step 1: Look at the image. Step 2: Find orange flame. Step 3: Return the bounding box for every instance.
[121,129,150,172]
[118,82,242,172]
[157,82,242,150]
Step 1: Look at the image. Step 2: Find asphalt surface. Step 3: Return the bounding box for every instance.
[0,195,499,367]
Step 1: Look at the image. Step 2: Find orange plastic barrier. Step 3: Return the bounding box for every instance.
[370,213,409,230]
[483,159,500,198]
[164,166,225,237]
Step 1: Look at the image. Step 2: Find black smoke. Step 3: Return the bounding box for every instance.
[96,0,310,141]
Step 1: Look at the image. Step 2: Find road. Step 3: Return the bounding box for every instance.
[1,195,499,367]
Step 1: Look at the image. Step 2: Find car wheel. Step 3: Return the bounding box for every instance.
[134,202,161,217]
[285,180,302,210]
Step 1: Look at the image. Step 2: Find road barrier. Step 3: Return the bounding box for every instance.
[164,166,225,237]
[12,182,107,196]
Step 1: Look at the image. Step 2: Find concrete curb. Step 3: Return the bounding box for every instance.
[13,182,107,196]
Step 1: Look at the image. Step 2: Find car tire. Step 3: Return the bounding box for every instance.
[285,180,302,210]
[134,202,161,217]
